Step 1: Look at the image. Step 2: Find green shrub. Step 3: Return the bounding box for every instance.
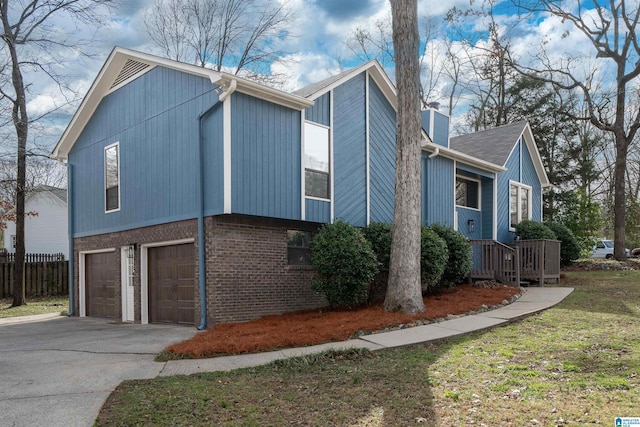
[362,222,392,272]
[515,220,556,240]
[420,226,448,292]
[431,223,472,287]
[311,220,379,307]
[546,222,581,266]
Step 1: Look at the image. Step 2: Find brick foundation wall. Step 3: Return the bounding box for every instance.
[205,215,326,324]
[73,214,326,327]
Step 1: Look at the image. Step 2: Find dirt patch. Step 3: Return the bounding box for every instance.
[164,284,522,359]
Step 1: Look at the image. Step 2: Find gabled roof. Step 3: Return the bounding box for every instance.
[51,47,313,161]
[31,185,67,204]
[450,121,550,187]
[294,60,397,110]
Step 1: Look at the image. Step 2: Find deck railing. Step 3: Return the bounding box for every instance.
[469,239,561,286]
[515,239,561,284]
[469,240,520,287]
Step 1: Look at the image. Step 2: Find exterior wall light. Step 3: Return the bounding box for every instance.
[467,219,476,233]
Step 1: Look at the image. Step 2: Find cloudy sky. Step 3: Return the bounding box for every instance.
[6,0,604,153]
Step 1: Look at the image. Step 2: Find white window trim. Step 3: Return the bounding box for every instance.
[104,141,121,213]
[303,120,331,201]
[455,175,481,211]
[509,180,532,231]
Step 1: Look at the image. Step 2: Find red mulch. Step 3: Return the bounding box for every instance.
[165,285,520,358]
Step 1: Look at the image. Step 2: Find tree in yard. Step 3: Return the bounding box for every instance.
[384,0,424,314]
[512,0,640,259]
[144,0,291,84]
[1,0,113,306]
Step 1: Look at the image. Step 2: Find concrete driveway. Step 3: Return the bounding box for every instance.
[0,315,198,427]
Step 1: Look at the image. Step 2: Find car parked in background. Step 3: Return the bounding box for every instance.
[631,248,640,258]
[591,239,630,259]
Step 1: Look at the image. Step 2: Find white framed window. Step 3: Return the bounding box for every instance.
[455,175,480,210]
[104,142,120,213]
[509,181,532,230]
[304,122,330,200]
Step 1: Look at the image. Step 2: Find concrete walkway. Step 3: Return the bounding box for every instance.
[160,286,574,376]
[0,287,572,427]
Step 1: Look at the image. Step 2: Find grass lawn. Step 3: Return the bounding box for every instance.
[97,271,640,426]
[0,295,68,319]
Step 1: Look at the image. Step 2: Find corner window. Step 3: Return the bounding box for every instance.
[287,230,312,265]
[455,176,479,209]
[105,142,120,212]
[510,181,532,229]
[304,122,330,199]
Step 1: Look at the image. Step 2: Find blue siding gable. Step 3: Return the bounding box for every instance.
[231,92,302,220]
[305,92,330,126]
[69,66,219,237]
[369,76,396,224]
[422,153,454,227]
[333,73,367,226]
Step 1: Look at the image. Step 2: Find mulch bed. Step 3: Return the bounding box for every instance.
[164,284,522,359]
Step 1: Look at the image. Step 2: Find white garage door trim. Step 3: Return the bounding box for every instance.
[140,238,195,325]
[78,248,116,318]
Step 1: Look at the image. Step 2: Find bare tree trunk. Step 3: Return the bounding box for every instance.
[384,0,424,314]
[613,136,628,260]
[1,2,27,306]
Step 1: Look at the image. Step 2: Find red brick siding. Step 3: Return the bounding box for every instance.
[72,215,325,327]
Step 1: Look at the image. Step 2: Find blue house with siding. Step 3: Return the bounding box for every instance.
[52,47,549,328]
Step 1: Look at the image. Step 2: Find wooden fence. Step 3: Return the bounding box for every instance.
[516,239,561,284]
[0,258,69,298]
[0,252,65,263]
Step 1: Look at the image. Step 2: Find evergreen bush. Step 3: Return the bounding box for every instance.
[514,220,556,240]
[547,222,581,266]
[362,222,392,272]
[311,220,379,307]
[431,223,472,287]
[420,226,448,293]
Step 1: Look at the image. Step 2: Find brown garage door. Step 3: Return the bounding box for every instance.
[85,251,117,319]
[148,243,195,325]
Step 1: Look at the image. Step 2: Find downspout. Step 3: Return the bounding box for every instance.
[196,79,236,330]
[428,146,440,159]
[67,163,75,316]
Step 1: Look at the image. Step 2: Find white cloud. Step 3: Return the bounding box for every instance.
[271,53,342,92]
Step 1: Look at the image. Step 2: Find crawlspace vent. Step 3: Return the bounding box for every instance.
[110,59,150,89]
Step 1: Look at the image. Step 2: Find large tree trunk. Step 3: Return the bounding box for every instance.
[613,135,627,260]
[384,0,424,314]
[2,6,28,307]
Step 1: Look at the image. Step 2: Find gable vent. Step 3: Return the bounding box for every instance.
[110,59,151,89]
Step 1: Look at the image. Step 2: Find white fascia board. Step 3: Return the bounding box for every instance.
[522,123,551,187]
[304,60,397,110]
[422,143,505,173]
[51,47,312,160]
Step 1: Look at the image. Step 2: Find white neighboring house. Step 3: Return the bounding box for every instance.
[3,185,69,259]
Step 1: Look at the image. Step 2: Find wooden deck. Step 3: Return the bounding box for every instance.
[469,239,561,286]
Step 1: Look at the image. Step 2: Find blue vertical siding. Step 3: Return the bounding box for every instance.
[231,92,302,220]
[457,207,482,240]
[421,110,431,137]
[305,199,330,223]
[333,73,367,226]
[521,141,542,221]
[369,77,396,224]
[306,92,330,126]
[69,66,217,237]
[202,104,224,216]
[422,153,454,226]
[433,111,450,148]
[497,140,522,243]
[481,177,494,239]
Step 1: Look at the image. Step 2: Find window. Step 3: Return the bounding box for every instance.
[304,122,330,199]
[287,230,312,265]
[455,176,479,209]
[105,143,120,212]
[509,181,532,229]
